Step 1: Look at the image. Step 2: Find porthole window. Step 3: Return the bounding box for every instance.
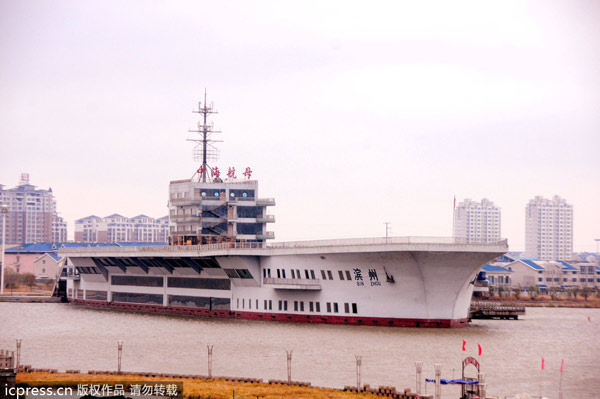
[243,192,247,198]
[201,192,206,197]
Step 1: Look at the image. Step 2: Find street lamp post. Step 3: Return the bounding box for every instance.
[117,340,123,374]
[16,339,22,369]
[1,205,8,296]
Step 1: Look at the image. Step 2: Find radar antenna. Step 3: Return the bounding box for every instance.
[187,89,222,182]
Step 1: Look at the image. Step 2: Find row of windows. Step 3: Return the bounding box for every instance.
[94,257,220,269]
[76,266,101,275]
[168,277,231,290]
[168,295,230,310]
[112,292,163,305]
[110,276,231,290]
[86,290,108,300]
[237,223,263,235]
[264,268,354,281]
[111,275,164,287]
[488,276,511,284]
[224,269,253,279]
[538,278,600,283]
[236,298,358,314]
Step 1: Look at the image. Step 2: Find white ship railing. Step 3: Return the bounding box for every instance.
[59,237,508,254]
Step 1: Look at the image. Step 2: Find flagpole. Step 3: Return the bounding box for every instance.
[558,359,564,399]
[539,357,544,399]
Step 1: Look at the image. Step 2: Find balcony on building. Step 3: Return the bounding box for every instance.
[169,195,203,207]
[170,215,202,223]
[256,231,275,240]
[256,198,276,206]
[256,214,275,223]
[263,277,321,290]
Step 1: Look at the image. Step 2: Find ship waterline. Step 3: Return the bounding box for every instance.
[61,237,507,328]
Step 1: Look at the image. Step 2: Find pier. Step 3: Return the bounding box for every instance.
[469,301,526,320]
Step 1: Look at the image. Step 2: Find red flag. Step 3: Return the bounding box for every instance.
[462,340,466,351]
[478,344,482,356]
[541,357,545,370]
[560,359,564,373]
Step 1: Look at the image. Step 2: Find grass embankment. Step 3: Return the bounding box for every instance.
[0,286,52,296]
[16,372,388,399]
[486,294,600,308]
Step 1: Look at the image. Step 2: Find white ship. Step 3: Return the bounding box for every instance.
[61,94,507,328]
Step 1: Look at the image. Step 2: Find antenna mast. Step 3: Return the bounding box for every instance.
[188,89,222,182]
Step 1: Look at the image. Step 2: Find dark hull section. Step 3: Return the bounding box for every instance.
[69,299,469,328]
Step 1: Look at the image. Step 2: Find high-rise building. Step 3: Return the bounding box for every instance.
[453,198,501,243]
[524,195,573,260]
[74,214,169,243]
[0,173,67,245]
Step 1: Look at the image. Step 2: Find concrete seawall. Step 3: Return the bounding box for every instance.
[0,296,61,303]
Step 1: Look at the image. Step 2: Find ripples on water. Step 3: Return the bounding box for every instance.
[1,303,599,398]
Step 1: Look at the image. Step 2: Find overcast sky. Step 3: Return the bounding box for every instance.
[1,1,599,251]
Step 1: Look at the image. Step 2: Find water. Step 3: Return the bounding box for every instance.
[1,303,599,398]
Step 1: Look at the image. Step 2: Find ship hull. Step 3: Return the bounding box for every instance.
[69,299,468,327]
[61,238,508,328]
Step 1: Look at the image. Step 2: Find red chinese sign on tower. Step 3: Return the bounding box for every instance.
[211,166,220,179]
[243,167,252,179]
[227,167,236,179]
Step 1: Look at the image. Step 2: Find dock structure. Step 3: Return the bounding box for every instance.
[469,301,526,320]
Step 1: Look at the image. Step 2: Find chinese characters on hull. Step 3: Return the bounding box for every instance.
[353,268,382,287]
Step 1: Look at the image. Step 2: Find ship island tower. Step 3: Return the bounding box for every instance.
[168,93,275,245]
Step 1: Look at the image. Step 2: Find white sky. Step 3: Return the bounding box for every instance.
[1,1,599,251]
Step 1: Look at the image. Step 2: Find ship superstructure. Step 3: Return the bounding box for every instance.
[60,95,508,328]
[169,92,275,245]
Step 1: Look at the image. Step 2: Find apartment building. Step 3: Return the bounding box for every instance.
[74,214,168,243]
[453,198,501,243]
[0,173,67,245]
[524,195,573,260]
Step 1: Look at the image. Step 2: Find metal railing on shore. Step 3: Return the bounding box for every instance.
[59,237,507,255]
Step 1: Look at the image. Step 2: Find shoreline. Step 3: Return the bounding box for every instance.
[15,370,424,399]
[481,297,600,309]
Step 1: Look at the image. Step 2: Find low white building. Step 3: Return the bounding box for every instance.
[501,258,600,291]
[482,264,512,289]
[33,252,63,281]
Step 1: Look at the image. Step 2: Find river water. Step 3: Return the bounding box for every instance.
[0,303,598,398]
